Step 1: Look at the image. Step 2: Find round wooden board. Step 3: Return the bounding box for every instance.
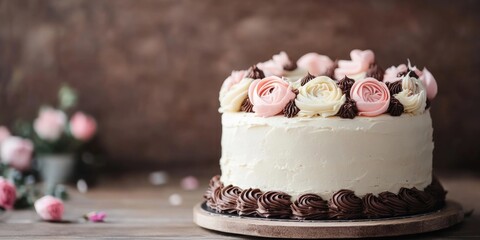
[193,200,464,239]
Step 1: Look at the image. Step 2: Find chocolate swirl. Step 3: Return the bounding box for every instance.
[283,99,300,118]
[241,98,254,113]
[236,188,262,216]
[337,99,358,119]
[378,191,409,216]
[216,185,242,214]
[362,193,393,218]
[388,97,404,116]
[366,63,385,81]
[398,187,435,214]
[386,80,403,95]
[291,194,329,220]
[328,189,363,219]
[204,175,223,210]
[246,65,265,79]
[324,60,338,79]
[257,191,292,218]
[425,177,447,208]
[337,76,355,97]
[300,72,316,86]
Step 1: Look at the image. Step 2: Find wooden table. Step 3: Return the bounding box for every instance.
[0,171,478,239]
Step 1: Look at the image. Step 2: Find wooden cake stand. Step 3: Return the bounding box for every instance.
[193,201,464,239]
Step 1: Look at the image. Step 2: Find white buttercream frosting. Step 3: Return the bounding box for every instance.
[394,76,427,115]
[218,78,253,113]
[220,111,433,199]
[295,76,346,117]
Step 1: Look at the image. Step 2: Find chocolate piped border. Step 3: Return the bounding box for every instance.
[203,175,447,220]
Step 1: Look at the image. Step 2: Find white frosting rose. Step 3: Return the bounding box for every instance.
[219,76,253,113]
[295,76,346,117]
[394,76,427,115]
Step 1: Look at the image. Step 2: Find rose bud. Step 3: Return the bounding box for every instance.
[33,107,67,141]
[0,177,16,210]
[34,195,64,221]
[69,112,97,141]
[0,136,34,171]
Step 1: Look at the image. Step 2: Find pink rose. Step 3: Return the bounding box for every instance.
[296,53,334,76]
[383,64,408,83]
[419,68,437,100]
[220,70,249,93]
[334,49,375,80]
[248,76,296,117]
[70,112,97,141]
[257,52,292,76]
[0,177,16,210]
[34,195,64,221]
[0,126,11,144]
[1,136,33,171]
[350,77,391,117]
[85,211,106,222]
[34,108,67,141]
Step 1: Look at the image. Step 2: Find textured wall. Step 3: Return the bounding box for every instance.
[0,0,479,171]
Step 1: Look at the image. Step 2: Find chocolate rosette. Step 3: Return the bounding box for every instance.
[246,65,265,79]
[398,187,436,214]
[424,177,447,209]
[257,191,292,218]
[386,80,403,95]
[337,76,355,98]
[362,193,393,218]
[236,188,262,216]
[283,99,300,118]
[378,191,408,216]
[291,194,329,220]
[337,98,358,119]
[204,175,223,210]
[366,63,385,81]
[388,98,404,116]
[300,72,316,86]
[240,98,254,113]
[328,189,364,219]
[216,185,242,214]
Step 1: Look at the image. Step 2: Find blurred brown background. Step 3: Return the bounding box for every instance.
[0,0,478,172]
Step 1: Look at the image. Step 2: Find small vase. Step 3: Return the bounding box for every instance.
[37,154,76,192]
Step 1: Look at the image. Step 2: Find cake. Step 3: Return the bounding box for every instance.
[205,49,446,220]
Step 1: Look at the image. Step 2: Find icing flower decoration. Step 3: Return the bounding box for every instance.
[384,61,437,100]
[33,107,67,141]
[0,126,11,144]
[70,112,97,141]
[85,211,106,222]
[34,195,64,221]
[296,53,334,76]
[0,136,34,171]
[257,52,294,76]
[383,64,408,83]
[219,70,253,113]
[394,76,427,115]
[0,177,16,210]
[248,76,296,117]
[350,77,391,117]
[334,49,375,80]
[295,76,346,117]
[419,68,437,100]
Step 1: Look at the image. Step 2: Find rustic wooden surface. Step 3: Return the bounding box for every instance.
[0,172,478,239]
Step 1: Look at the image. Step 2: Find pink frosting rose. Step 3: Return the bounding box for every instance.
[257,52,292,76]
[0,177,16,210]
[34,195,64,221]
[334,49,375,80]
[1,136,34,171]
[0,126,11,144]
[383,64,408,83]
[220,70,249,92]
[34,108,67,141]
[70,112,97,141]
[296,53,334,76]
[248,76,296,117]
[350,77,391,117]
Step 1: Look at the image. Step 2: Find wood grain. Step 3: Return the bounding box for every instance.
[0,173,478,239]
